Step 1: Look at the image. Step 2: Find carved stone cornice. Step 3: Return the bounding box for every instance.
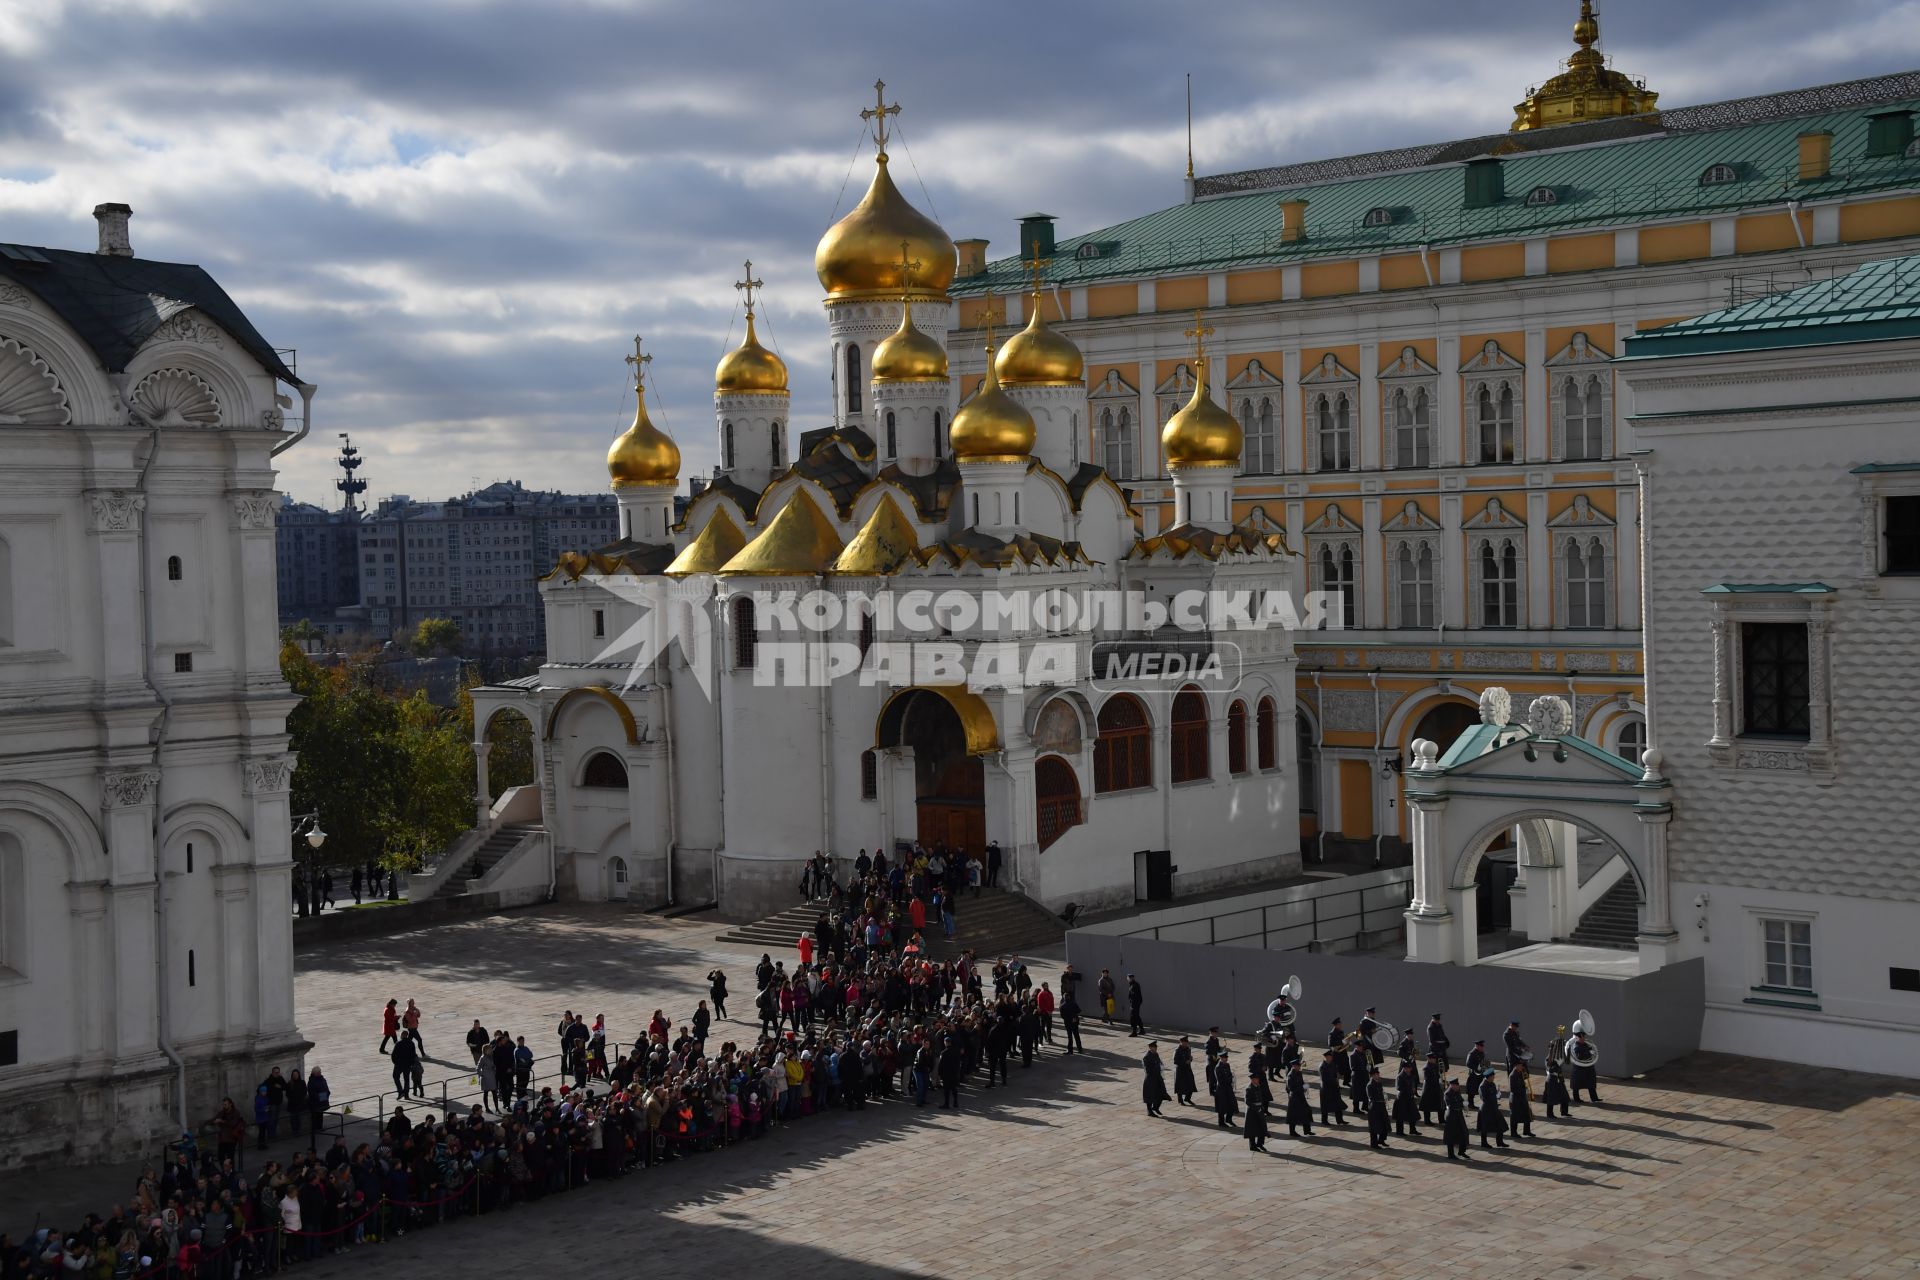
[101,769,161,809]
[87,491,146,534]
[0,282,31,309]
[1628,358,1920,394]
[231,492,278,531]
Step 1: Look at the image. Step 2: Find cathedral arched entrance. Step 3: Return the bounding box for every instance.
[876,686,1000,860]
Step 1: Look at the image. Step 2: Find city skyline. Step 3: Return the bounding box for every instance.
[1,0,1915,508]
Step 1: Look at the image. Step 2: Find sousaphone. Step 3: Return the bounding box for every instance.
[1265,974,1303,1029]
[1568,1008,1599,1068]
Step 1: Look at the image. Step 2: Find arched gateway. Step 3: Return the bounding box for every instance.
[875,685,1001,859]
[1403,687,1679,970]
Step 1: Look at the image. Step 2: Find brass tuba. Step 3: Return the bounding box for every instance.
[1566,1009,1599,1068]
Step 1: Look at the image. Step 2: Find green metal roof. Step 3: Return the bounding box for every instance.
[953,73,1920,295]
[1622,252,1920,356]
[1851,461,1920,473]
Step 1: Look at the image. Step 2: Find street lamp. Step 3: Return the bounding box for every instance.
[294,814,327,916]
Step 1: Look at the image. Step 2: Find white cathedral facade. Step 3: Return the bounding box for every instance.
[472,106,1306,920]
[0,205,315,1164]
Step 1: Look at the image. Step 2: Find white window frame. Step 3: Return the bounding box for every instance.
[1705,590,1834,777]
[1388,537,1437,629]
[1555,532,1613,629]
[1554,371,1610,461]
[1749,908,1817,1000]
[1234,394,1279,475]
[1311,391,1355,472]
[1310,537,1359,630]
[1091,371,1138,481]
[1460,340,1525,466]
[1853,468,1920,596]
[1388,385,1433,469]
[1471,380,1519,464]
[1470,535,1524,629]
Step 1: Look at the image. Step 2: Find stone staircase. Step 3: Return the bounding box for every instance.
[433,824,540,899]
[1567,876,1641,950]
[716,887,1066,962]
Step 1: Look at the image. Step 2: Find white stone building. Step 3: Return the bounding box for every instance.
[1617,252,1920,1077]
[467,102,1306,920]
[0,206,315,1164]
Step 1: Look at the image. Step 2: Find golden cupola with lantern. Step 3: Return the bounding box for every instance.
[713,262,792,494]
[871,293,948,382]
[1161,362,1240,469]
[995,291,1083,387]
[714,310,788,395]
[815,88,957,300]
[607,337,682,543]
[949,347,1036,463]
[1511,0,1658,132]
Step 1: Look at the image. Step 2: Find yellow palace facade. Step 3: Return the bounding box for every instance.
[949,8,1920,860]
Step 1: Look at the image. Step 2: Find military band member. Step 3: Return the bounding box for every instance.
[1397,1027,1418,1066]
[1507,1063,1535,1138]
[1357,1007,1384,1065]
[1547,1024,1568,1072]
[1277,1028,1303,1079]
[1244,1078,1269,1152]
[1213,1049,1239,1131]
[1542,1059,1572,1118]
[1347,1038,1372,1115]
[1463,1039,1487,1110]
[1247,1041,1268,1091]
[1420,1052,1445,1125]
[1443,1079,1471,1160]
[1392,1059,1422,1137]
[1327,1018,1348,1083]
[1284,1060,1315,1137]
[1366,1066,1391,1148]
[1141,1041,1170,1117]
[1172,1035,1198,1106]
[1317,1049,1348,1127]
[1477,1069,1510,1149]
[1427,1013,1451,1069]
[1204,1027,1223,1068]
[1567,1029,1601,1103]
[1503,1019,1530,1069]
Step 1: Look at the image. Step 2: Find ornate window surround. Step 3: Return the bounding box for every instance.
[1379,345,1437,471]
[1549,495,1616,629]
[1301,352,1358,474]
[1383,499,1441,629]
[1464,497,1526,629]
[1546,332,1613,462]
[1460,339,1524,466]
[1090,369,1139,481]
[1704,584,1835,778]
[1851,462,1920,600]
[1227,358,1282,476]
[1305,501,1361,630]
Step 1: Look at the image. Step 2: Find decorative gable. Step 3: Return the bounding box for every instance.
[1227,358,1282,390]
[1463,496,1525,529]
[1379,345,1438,380]
[1459,338,1523,375]
[1300,352,1357,385]
[1546,330,1613,367]
[1304,501,1362,535]
[1154,363,1197,397]
[1547,494,1615,528]
[1382,499,1440,533]
[1090,369,1137,399]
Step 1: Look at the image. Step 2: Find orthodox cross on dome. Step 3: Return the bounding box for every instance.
[625,334,652,390]
[1022,250,1051,298]
[896,239,922,292]
[1183,310,1215,363]
[977,290,998,349]
[734,260,764,318]
[861,79,901,155]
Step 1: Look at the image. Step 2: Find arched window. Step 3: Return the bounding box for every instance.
[1392,387,1431,468]
[1524,185,1559,206]
[884,410,897,459]
[1093,694,1151,793]
[844,344,861,412]
[933,410,943,456]
[858,610,875,657]
[770,422,783,470]
[1171,686,1209,783]
[860,749,878,800]
[1616,717,1647,765]
[1565,537,1608,628]
[1239,396,1276,473]
[1296,718,1317,813]
[721,421,735,469]
[1395,541,1435,628]
[732,595,757,668]
[1362,206,1395,228]
[1561,374,1605,460]
[166,555,183,581]
[1699,163,1739,186]
[1035,755,1082,850]
[1227,699,1248,774]
[1477,383,1516,462]
[1101,406,1135,480]
[1256,697,1277,771]
[1317,543,1357,629]
[1477,538,1521,628]
[1315,392,1353,471]
[581,752,628,788]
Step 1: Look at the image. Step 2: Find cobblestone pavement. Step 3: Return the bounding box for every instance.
[12,904,1920,1278]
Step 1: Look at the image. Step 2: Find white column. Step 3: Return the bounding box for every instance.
[473,741,491,826]
[1526,490,1550,629]
[101,769,161,1058]
[1361,496,1384,628]
[1358,343,1381,471]
[1403,788,1456,964]
[242,758,298,1036]
[1636,807,1679,971]
[1524,328,1548,462]
[1281,349,1303,473]
[1441,493,1465,630]
[1615,483,1641,630]
[1136,360,1157,481]
[1434,336,1460,468]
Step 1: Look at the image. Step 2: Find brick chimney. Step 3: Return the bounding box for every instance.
[93,203,133,257]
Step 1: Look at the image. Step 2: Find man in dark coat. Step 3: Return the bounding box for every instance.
[1508,1064,1535,1137]
[1141,1042,1170,1117]
[1542,1059,1573,1118]
[1327,1018,1349,1083]
[1357,1007,1384,1066]
[1172,1036,1198,1105]
[1427,1013,1451,1068]
[1212,1050,1239,1130]
[1477,1071,1510,1149]
[1317,1049,1348,1126]
[1567,1030,1602,1102]
[1503,1019,1530,1070]
[937,1037,964,1109]
[1392,1059,1422,1137]
[985,840,1002,889]
[1347,1039,1371,1115]
[1464,1040,1487,1110]
[1243,1078,1268,1151]
[1366,1066,1392,1148]
[1018,1003,1041,1067]
[1060,991,1084,1054]
[1283,1061,1315,1137]
[1126,975,1145,1036]
[1420,1052,1445,1125]
[1443,1079,1471,1160]
[1276,1029,1301,1080]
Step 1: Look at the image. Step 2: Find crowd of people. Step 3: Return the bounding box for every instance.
[1142,1003,1605,1159]
[3,890,1071,1280]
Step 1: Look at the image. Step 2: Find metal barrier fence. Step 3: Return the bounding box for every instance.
[1109,876,1414,953]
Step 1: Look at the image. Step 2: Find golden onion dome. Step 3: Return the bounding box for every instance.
[871,295,948,382]
[815,154,956,299]
[714,313,789,395]
[607,383,680,487]
[995,293,1083,386]
[949,352,1036,462]
[1161,362,1242,468]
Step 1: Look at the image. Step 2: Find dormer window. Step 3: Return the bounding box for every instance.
[1524,185,1560,206]
[1907,138,1920,159]
[1362,206,1396,228]
[1699,163,1740,187]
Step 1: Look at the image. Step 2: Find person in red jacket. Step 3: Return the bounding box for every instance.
[379,999,399,1055]
[797,933,814,966]
[1035,982,1057,1043]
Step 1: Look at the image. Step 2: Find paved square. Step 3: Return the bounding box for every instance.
[14,904,1920,1278]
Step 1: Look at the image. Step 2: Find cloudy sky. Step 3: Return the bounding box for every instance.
[2,0,1916,507]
